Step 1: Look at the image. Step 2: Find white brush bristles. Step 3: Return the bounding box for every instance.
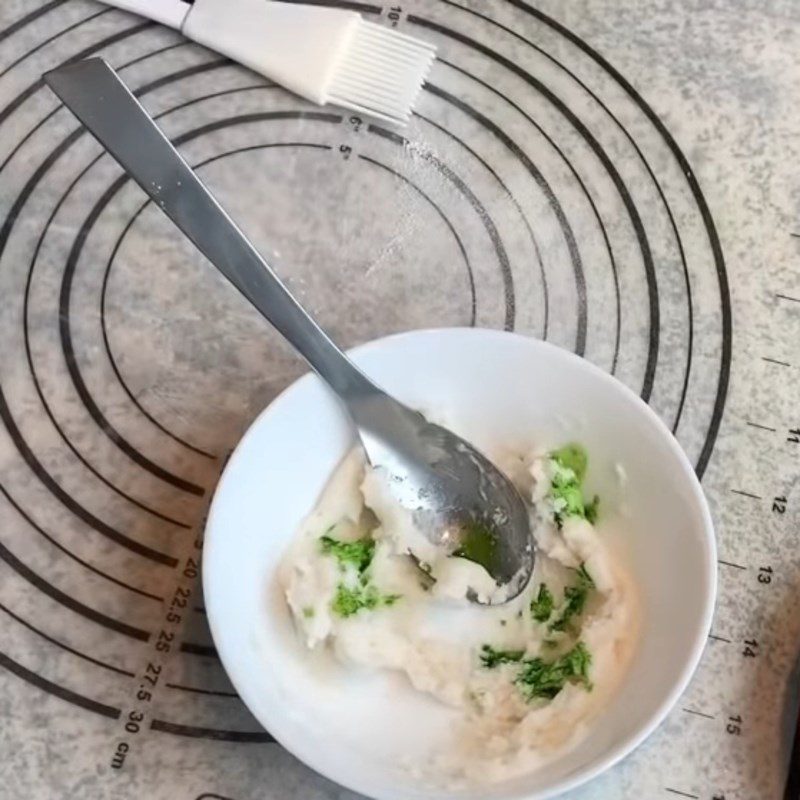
[326,18,436,125]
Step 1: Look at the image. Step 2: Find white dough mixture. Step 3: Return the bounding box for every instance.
[280,441,638,783]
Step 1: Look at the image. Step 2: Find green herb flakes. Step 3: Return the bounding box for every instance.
[551,444,588,482]
[479,645,526,668]
[319,533,375,574]
[331,583,401,618]
[549,564,594,632]
[585,495,600,524]
[515,642,593,700]
[530,583,554,622]
[548,444,600,526]
[479,641,593,701]
[576,563,595,588]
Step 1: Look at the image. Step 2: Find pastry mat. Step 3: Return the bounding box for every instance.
[0,1,798,798]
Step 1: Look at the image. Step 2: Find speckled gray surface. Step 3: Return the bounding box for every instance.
[0,0,798,798]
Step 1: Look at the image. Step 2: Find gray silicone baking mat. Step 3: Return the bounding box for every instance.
[0,0,798,797]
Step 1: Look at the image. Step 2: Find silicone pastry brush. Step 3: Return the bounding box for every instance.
[104,0,436,125]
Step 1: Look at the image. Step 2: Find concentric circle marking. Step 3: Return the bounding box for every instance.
[24,142,197,526]
[0,0,730,750]
[495,0,731,472]
[412,16,660,394]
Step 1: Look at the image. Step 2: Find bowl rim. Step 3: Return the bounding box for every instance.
[203,327,717,800]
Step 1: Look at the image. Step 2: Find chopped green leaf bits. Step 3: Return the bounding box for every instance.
[479,641,593,701]
[480,645,526,668]
[319,533,375,573]
[530,583,555,622]
[320,527,400,617]
[515,642,592,700]
[551,444,588,482]
[550,564,594,632]
[548,444,600,526]
[331,583,401,618]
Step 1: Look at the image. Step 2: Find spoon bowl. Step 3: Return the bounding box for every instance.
[352,393,533,601]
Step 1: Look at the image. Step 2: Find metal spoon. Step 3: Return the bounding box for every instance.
[44,58,534,603]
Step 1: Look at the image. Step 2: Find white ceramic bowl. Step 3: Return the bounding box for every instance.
[204,328,716,800]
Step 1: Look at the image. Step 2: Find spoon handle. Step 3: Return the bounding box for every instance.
[44,58,378,403]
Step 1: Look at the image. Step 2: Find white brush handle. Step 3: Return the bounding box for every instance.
[182,0,357,103]
[104,0,358,103]
[104,0,189,30]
